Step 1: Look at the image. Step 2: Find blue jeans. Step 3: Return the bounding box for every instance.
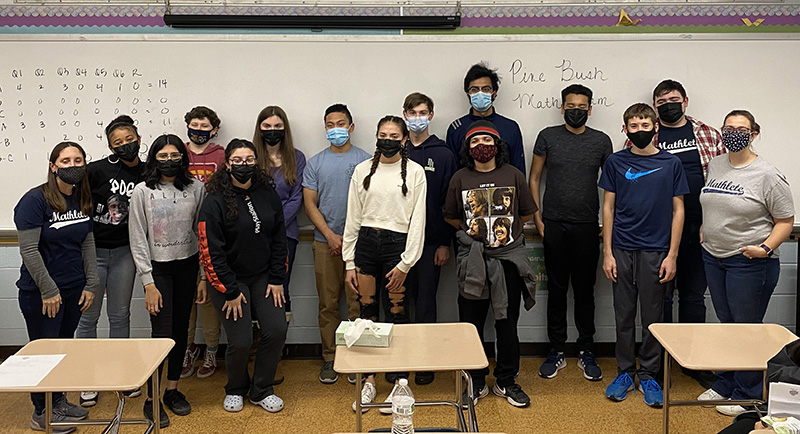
[76,246,136,339]
[19,286,83,412]
[702,249,780,400]
[664,220,707,323]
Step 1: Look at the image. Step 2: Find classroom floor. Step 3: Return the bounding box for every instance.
[0,356,734,434]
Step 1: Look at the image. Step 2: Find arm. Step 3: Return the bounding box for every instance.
[445,218,460,229]
[78,232,100,312]
[528,154,546,237]
[392,176,427,281]
[602,190,617,282]
[341,176,363,271]
[267,190,289,307]
[198,198,241,301]
[303,187,341,254]
[128,186,154,287]
[509,127,527,176]
[741,216,794,259]
[17,228,59,299]
[660,195,684,283]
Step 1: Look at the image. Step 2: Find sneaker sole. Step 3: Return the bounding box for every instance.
[716,406,746,417]
[492,384,530,408]
[124,389,142,398]
[638,385,664,408]
[539,359,567,379]
[196,369,216,379]
[577,360,603,381]
[79,399,97,408]
[179,368,195,379]
[461,386,489,409]
[606,384,634,402]
[30,420,76,434]
[319,375,339,384]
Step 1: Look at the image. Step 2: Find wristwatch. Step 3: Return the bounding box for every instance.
[759,243,774,257]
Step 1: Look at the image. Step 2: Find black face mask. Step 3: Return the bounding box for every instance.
[56,166,86,185]
[564,108,588,129]
[229,164,258,184]
[156,159,183,178]
[112,141,140,162]
[260,129,285,147]
[376,139,402,158]
[627,130,657,149]
[657,102,684,124]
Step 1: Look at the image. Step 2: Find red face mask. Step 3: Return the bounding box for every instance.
[469,143,497,164]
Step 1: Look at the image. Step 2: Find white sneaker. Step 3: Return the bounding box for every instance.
[250,394,284,413]
[698,388,727,407]
[223,395,244,412]
[379,384,400,415]
[79,391,98,408]
[352,382,376,413]
[716,404,748,416]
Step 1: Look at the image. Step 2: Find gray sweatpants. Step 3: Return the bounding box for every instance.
[612,249,671,380]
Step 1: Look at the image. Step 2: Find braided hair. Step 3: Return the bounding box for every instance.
[363,115,409,196]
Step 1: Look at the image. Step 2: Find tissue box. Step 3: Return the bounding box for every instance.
[335,321,394,347]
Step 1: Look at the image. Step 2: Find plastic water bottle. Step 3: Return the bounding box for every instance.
[391,378,415,434]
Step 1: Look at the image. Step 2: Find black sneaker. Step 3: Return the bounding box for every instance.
[163,389,192,416]
[415,371,435,385]
[123,387,142,398]
[493,383,531,407]
[538,349,566,379]
[30,409,76,434]
[319,361,338,384]
[54,395,88,420]
[460,383,489,409]
[143,400,170,429]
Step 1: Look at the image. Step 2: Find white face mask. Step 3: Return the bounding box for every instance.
[406,116,430,134]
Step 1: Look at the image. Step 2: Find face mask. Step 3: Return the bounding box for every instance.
[564,109,588,129]
[229,164,258,184]
[376,139,403,158]
[657,102,684,124]
[406,116,430,134]
[470,92,493,112]
[469,143,497,163]
[113,141,140,162]
[156,159,183,178]
[260,129,284,147]
[326,127,349,147]
[627,129,657,149]
[188,128,213,145]
[56,166,86,184]
[722,131,751,153]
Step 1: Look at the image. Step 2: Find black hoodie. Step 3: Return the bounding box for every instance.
[198,180,288,301]
[406,134,458,247]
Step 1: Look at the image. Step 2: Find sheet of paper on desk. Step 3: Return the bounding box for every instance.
[769,382,800,418]
[0,354,66,387]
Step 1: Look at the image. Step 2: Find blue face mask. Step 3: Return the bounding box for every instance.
[406,116,430,134]
[326,127,349,147]
[470,92,493,112]
[722,131,750,153]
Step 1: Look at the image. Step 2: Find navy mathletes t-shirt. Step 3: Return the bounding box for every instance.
[598,148,689,251]
[658,122,703,222]
[14,187,92,291]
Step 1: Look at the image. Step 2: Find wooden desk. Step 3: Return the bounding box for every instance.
[649,323,798,434]
[334,323,489,433]
[1,338,174,434]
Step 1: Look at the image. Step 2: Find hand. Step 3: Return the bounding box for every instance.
[196,280,208,304]
[534,219,545,239]
[78,290,95,312]
[144,284,163,316]
[741,245,768,259]
[345,269,359,295]
[699,225,704,244]
[385,267,407,293]
[41,293,62,318]
[327,233,343,256]
[267,284,285,308]
[221,293,247,321]
[659,255,677,283]
[603,253,617,283]
[433,246,450,266]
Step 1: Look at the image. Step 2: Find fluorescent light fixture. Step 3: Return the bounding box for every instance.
[163,14,461,29]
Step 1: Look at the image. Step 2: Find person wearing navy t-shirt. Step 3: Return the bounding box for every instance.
[14,141,100,433]
[446,62,527,176]
[599,104,689,409]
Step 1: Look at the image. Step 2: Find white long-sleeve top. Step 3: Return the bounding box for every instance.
[343,158,427,273]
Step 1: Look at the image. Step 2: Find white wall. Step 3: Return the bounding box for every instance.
[1,238,796,346]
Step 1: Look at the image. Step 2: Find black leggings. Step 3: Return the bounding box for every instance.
[148,254,198,395]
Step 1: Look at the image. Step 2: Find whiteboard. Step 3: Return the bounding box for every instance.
[1,35,799,230]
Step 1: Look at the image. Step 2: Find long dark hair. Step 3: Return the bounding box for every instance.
[363,116,409,196]
[41,141,92,215]
[143,134,194,190]
[252,106,299,185]
[206,139,274,221]
[459,136,509,170]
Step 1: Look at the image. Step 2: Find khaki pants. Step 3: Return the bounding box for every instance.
[313,240,360,361]
[188,273,222,347]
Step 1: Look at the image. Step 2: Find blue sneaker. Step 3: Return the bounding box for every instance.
[638,379,664,407]
[538,350,566,379]
[605,373,634,402]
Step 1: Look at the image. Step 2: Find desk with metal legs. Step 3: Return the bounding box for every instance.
[1,338,174,434]
[334,323,489,433]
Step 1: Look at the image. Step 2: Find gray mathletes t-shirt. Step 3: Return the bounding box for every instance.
[533,125,613,223]
[303,146,372,242]
[700,155,795,258]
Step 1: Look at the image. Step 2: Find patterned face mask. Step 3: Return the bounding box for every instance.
[469,143,497,163]
[722,131,751,153]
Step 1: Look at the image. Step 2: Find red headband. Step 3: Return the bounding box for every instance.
[466,126,499,138]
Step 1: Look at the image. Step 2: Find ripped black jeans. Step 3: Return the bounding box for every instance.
[353,227,409,324]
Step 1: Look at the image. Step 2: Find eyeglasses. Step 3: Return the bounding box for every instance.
[229,157,256,165]
[721,126,753,134]
[155,153,182,162]
[467,86,493,95]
